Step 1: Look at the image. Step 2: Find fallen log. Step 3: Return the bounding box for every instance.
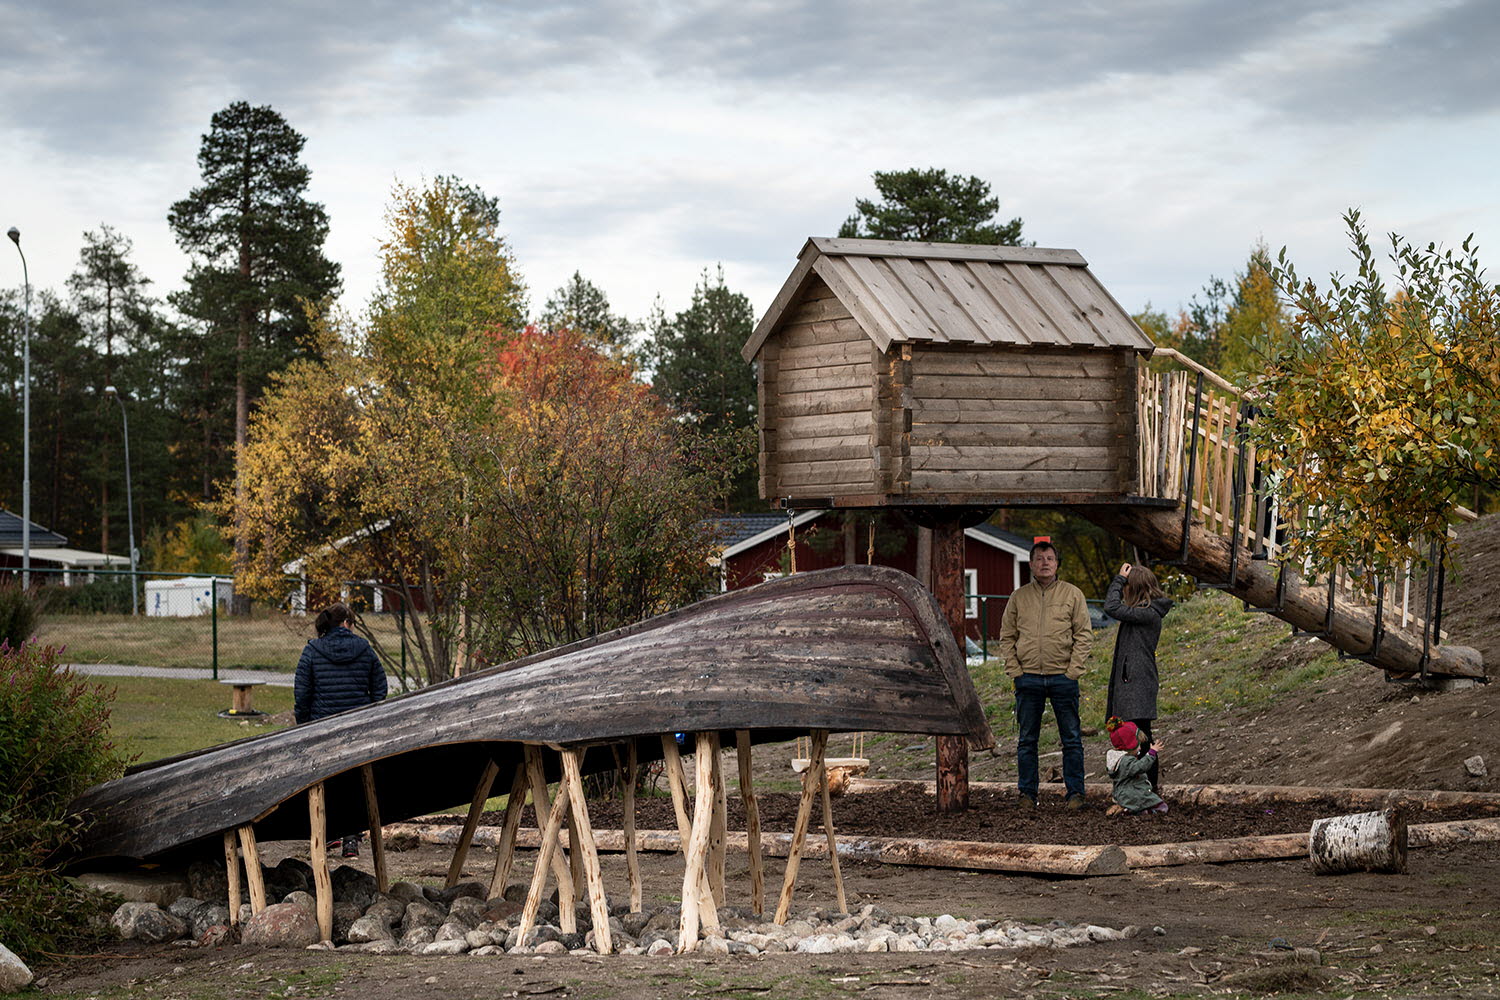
[845,777,1500,813]
[1309,808,1407,875]
[386,823,1126,877]
[388,814,1500,875]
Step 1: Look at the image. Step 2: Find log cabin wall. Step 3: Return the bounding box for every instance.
[760,278,877,498]
[900,345,1139,497]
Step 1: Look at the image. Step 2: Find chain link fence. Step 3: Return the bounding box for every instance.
[7,567,408,678]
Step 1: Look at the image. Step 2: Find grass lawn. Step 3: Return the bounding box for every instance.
[39,612,408,671]
[99,674,296,764]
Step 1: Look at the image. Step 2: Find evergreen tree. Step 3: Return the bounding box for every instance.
[167,101,341,503]
[539,271,636,351]
[645,267,759,508]
[838,168,1029,245]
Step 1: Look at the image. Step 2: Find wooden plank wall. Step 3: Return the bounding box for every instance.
[903,346,1136,494]
[762,280,877,497]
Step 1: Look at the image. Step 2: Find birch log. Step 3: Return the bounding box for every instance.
[1310,808,1408,874]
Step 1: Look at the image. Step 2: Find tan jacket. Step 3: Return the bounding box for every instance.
[999,579,1093,680]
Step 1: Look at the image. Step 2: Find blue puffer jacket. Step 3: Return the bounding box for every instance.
[294,626,388,723]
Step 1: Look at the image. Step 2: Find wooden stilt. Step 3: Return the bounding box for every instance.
[236,824,267,914]
[561,748,613,954]
[736,730,764,916]
[678,733,718,953]
[308,782,334,942]
[774,729,827,924]
[516,774,572,947]
[818,748,848,914]
[660,735,720,936]
[709,738,727,901]
[223,830,241,927]
[524,746,577,933]
[447,758,500,888]
[622,744,641,912]
[488,763,530,900]
[360,764,388,894]
[567,798,584,902]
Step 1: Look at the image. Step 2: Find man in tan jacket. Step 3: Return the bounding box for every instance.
[999,540,1093,810]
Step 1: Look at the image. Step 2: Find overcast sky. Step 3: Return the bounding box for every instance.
[4,0,1497,334]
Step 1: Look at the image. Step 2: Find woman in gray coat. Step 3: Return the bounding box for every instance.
[1103,563,1173,790]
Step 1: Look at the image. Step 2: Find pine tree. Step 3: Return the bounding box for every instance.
[838,168,1029,245]
[168,101,341,500]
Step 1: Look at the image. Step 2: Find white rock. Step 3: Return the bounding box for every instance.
[470,945,503,956]
[864,937,889,952]
[1086,925,1125,942]
[1465,755,1487,777]
[422,939,470,956]
[894,935,924,953]
[0,943,32,991]
[796,935,836,954]
[534,941,567,955]
[647,939,675,957]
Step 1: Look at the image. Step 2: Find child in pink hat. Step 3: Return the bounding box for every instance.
[1106,718,1167,815]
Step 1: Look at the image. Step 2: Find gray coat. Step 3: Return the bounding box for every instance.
[1103,575,1173,722]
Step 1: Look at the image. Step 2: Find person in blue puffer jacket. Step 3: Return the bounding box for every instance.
[294,603,387,858]
[294,603,387,725]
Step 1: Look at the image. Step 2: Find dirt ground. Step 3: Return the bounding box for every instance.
[31,516,1500,998]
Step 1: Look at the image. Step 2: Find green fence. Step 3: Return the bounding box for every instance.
[8,567,407,677]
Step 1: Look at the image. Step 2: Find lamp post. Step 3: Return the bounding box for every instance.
[7,227,30,590]
[103,385,139,615]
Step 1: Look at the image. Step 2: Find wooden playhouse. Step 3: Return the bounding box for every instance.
[741,238,1158,508]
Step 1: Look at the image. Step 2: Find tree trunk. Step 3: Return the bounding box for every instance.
[932,518,969,813]
[1309,808,1407,875]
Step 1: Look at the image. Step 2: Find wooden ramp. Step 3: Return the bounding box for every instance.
[1089,349,1482,681]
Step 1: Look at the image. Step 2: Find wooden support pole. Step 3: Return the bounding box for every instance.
[488,763,530,900]
[709,736,727,901]
[236,824,267,914]
[447,758,500,888]
[524,746,577,933]
[560,748,613,954]
[678,733,718,953]
[567,798,584,902]
[774,729,827,924]
[360,764,388,894]
[818,748,847,914]
[622,743,641,913]
[223,830,241,927]
[736,730,764,916]
[932,519,970,813]
[660,735,720,935]
[516,772,572,947]
[307,782,333,942]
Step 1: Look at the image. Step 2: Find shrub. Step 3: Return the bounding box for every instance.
[0,640,131,960]
[34,577,136,615]
[0,583,38,647]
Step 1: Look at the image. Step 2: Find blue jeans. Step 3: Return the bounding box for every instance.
[1015,673,1085,798]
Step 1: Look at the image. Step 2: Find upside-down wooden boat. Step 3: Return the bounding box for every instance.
[66,565,994,868]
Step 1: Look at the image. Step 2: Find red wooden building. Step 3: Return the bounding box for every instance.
[710,511,1031,641]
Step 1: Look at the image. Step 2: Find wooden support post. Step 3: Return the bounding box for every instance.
[307,782,334,942]
[678,733,718,953]
[818,749,848,914]
[560,748,613,954]
[932,518,970,813]
[516,773,572,947]
[524,746,577,932]
[660,735,720,937]
[223,830,241,927]
[236,824,267,914]
[736,730,764,916]
[709,736,727,901]
[447,758,500,888]
[567,798,584,902]
[488,763,530,900]
[774,729,827,924]
[360,764,388,894]
[622,743,642,913]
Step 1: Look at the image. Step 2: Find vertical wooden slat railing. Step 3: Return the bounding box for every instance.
[1135,349,1449,654]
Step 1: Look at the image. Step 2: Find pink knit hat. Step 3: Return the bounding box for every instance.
[1109,720,1139,751]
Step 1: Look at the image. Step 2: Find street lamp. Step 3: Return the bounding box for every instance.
[103,385,139,615]
[7,227,30,590]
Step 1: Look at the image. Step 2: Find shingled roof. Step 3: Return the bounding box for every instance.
[743,237,1154,360]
